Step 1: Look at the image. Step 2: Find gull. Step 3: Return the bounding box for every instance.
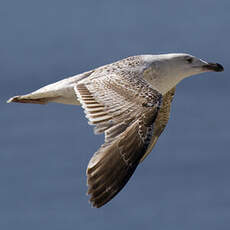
[7,53,224,208]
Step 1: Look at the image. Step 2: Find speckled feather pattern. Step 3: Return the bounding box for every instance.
[74,56,165,207]
[7,53,223,208]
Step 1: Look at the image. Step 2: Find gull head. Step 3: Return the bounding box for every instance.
[143,53,224,94]
[156,53,224,76]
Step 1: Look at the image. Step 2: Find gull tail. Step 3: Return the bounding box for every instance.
[7,70,94,105]
[7,95,55,104]
[7,88,67,105]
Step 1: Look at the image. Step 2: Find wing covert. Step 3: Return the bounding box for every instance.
[74,71,162,207]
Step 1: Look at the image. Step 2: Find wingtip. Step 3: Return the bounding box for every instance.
[86,194,100,208]
[89,199,103,208]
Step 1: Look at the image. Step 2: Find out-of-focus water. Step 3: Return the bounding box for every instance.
[1,1,230,229]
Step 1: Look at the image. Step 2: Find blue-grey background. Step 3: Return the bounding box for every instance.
[1,0,230,229]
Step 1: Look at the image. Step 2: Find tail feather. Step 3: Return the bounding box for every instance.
[6,69,95,106]
[7,95,55,104]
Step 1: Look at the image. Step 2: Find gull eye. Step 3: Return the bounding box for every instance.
[185,57,193,64]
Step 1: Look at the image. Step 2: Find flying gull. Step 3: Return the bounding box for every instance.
[7,53,224,208]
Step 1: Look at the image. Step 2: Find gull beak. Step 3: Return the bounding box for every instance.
[202,62,224,72]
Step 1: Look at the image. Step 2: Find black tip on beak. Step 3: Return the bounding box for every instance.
[203,63,224,72]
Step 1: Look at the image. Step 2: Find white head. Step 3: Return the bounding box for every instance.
[142,53,224,94]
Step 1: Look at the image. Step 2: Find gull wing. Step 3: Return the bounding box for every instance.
[140,87,176,162]
[74,70,162,207]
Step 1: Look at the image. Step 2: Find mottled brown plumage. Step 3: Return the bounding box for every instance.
[7,53,223,208]
[75,69,162,207]
[140,87,176,162]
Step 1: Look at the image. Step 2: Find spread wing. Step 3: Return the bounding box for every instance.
[74,71,162,208]
[140,87,176,162]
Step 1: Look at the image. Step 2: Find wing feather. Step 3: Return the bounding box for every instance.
[139,87,176,162]
[75,70,162,207]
